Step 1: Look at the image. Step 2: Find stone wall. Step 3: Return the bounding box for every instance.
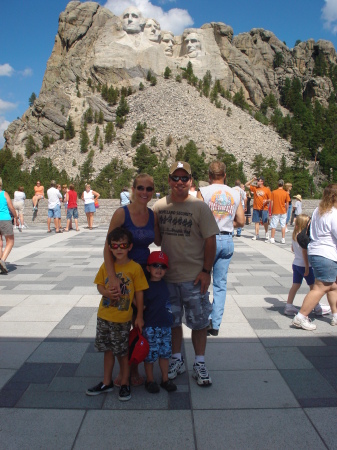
[18,198,319,227]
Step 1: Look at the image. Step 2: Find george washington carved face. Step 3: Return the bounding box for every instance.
[121,7,144,34]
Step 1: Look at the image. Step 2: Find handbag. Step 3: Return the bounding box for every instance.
[94,201,99,208]
[297,220,311,249]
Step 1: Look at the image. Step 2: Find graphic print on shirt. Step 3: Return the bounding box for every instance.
[102,274,131,311]
[158,210,193,237]
[208,190,235,220]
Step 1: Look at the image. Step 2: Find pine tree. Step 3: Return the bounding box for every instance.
[104,122,115,144]
[42,135,50,149]
[80,127,90,153]
[65,116,75,140]
[29,92,37,107]
[164,67,172,79]
[116,96,129,118]
[25,135,38,158]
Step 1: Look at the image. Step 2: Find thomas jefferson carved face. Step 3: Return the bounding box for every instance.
[121,7,144,34]
[161,32,174,56]
[185,32,202,58]
[144,19,161,42]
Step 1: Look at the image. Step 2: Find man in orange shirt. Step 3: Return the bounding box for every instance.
[245,176,271,241]
[32,180,44,211]
[269,179,289,244]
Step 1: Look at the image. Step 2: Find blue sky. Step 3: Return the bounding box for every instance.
[1,0,337,147]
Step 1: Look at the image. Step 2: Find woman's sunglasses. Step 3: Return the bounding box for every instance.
[136,186,154,192]
[109,243,130,250]
[150,263,168,269]
[169,175,190,183]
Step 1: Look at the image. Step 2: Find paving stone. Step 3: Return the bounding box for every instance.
[305,407,337,447]
[0,408,84,448]
[266,347,314,370]
[27,342,89,364]
[280,369,337,399]
[75,411,195,449]
[189,370,299,409]
[7,363,61,384]
[16,389,104,409]
[0,369,15,389]
[0,342,41,369]
[247,319,280,330]
[55,364,79,377]
[193,409,326,450]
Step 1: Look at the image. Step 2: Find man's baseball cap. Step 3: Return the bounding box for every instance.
[128,328,150,365]
[147,251,169,268]
[169,161,192,175]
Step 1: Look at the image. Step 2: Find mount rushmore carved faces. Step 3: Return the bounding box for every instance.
[121,7,145,34]
[144,19,161,43]
[161,32,174,56]
[185,32,202,58]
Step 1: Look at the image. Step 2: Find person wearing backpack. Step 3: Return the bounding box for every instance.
[292,185,337,330]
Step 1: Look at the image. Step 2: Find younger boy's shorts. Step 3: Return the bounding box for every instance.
[292,264,315,286]
[95,317,131,356]
[142,326,171,363]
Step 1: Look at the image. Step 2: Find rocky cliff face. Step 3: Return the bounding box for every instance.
[4,1,337,177]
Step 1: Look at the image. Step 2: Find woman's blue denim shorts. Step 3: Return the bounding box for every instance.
[84,203,95,214]
[308,254,337,283]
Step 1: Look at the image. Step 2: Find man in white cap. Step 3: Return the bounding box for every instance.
[153,161,219,386]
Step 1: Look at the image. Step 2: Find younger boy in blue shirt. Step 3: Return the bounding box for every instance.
[86,227,148,401]
[143,251,177,393]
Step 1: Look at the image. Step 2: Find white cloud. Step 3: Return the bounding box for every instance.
[0,99,17,114]
[103,0,193,35]
[0,63,14,77]
[20,67,33,77]
[0,117,10,148]
[322,0,337,34]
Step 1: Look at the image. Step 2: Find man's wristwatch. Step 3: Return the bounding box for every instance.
[202,267,211,274]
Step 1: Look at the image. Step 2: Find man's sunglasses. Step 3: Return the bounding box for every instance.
[150,263,168,269]
[169,175,191,183]
[109,243,130,249]
[136,186,154,192]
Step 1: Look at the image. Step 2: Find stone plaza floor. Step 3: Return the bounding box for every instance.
[0,224,336,449]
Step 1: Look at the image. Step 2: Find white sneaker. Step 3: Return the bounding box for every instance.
[331,316,337,326]
[314,304,331,316]
[269,238,275,244]
[285,228,290,233]
[292,314,316,331]
[192,362,212,386]
[252,235,259,241]
[265,233,269,240]
[281,238,286,244]
[284,304,299,316]
[168,357,186,380]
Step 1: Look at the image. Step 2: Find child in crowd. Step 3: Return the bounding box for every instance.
[143,251,177,394]
[86,228,148,401]
[284,214,331,316]
[292,194,302,225]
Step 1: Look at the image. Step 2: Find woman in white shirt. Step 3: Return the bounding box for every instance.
[13,186,26,230]
[292,184,337,330]
[81,184,100,230]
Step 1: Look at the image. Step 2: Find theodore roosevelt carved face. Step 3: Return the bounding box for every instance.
[144,19,161,42]
[161,31,174,56]
[121,7,145,34]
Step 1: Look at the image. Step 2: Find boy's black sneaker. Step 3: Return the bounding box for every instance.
[86,381,113,396]
[160,380,177,392]
[119,384,131,401]
[145,381,160,393]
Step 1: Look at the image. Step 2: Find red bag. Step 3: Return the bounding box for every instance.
[128,327,149,365]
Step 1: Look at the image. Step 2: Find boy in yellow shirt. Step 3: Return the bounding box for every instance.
[86,227,148,401]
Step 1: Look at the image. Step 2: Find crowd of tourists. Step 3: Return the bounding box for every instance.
[0,163,336,403]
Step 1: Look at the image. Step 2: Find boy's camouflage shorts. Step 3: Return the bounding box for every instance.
[95,317,131,356]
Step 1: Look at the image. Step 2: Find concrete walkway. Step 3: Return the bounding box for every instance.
[0,224,336,449]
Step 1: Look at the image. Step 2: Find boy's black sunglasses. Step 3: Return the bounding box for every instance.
[150,263,168,269]
[169,175,191,183]
[136,186,154,192]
